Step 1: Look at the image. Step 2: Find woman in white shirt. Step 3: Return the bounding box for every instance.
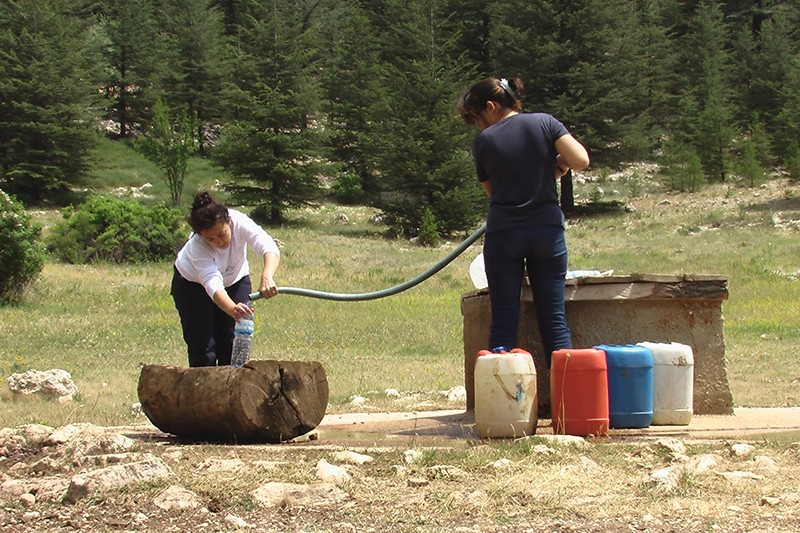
[171,191,281,367]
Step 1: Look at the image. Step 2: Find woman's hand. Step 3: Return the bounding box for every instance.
[555,154,570,177]
[231,301,253,320]
[259,276,278,299]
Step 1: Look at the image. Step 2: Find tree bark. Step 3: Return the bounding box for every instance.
[137,360,328,444]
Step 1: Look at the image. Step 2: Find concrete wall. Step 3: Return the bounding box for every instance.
[462,275,734,416]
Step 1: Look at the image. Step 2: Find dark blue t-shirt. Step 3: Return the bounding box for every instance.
[472,113,569,232]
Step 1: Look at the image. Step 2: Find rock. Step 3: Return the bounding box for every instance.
[445,386,467,403]
[654,437,687,455]
[751,455,778,472]
[197,458,246,473]
[719,471,764,483]
[7,369,77,402]
[1,477,71,503]
[225,514,252,529]
[407,477,429,487]
[490,458,513,469]
[63,454,173,503]
[154,485,204,511]
[29,456,69,475]
[251,482,349,508]
[332,451,373,466]
[43,423,105,447]
[384,388,401,398]
[526,434,590,448]
[730,443,755,456]
[404,450,423,464]
[350,396,368,406]
[19,493,35,507]
[760,496,781,506]
[428,465,465,479]
[316,459,350,483]
[532,444,556,456]
[131,402,145,416]
[684,454,721,476]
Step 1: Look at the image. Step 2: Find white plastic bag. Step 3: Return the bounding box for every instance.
[469,253,488,289]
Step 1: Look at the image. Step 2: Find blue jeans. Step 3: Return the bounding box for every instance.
[171,268,252,367]
[483,224,571,367]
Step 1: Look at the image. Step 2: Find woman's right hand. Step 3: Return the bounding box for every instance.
[230,301,253,321]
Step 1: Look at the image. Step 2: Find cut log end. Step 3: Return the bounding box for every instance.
[137,360,329,444]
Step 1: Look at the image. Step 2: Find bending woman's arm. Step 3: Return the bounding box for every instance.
[555,134,590,176]
[258,252,280,299]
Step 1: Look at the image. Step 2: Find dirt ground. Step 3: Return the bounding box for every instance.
[2,410,799,533]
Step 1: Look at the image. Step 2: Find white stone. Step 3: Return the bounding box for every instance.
[316,459,351,483]
[350,396,368,406]
[251,482,349,508]
[63,454,174,503]
[532,444,556,455]
[491,458,513,469]
[7,369,77,402]
[332,451,374,465]
[224,514,252,529]
[730,443,755,456]
[19,493,35,507]
[384,388,401,398]
[752,455,778,472]
[654,438,687,455]
[719,470,764,483]
[197,458,246,473]
[404,450,423,464]
[528,434,590,448]
[446,386,467,403]
[154,485,203,511]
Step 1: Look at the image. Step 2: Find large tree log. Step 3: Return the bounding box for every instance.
[137,360,328,444]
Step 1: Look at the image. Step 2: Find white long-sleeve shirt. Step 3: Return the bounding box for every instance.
[174,209,280,299]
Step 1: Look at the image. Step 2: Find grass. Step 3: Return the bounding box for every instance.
[2,145,799,428]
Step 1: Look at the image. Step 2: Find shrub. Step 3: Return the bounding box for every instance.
[0,191,46,305]
[47,196,185,264]
[332,173,366,205]
[417,207,440,247]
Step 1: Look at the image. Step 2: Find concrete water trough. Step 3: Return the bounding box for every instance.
[461,274,733,416]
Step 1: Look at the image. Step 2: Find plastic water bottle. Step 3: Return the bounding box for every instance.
[231,306,254,368]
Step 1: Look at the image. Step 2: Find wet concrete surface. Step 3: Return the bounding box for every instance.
[312,407,800,447]
[119,407,799,448]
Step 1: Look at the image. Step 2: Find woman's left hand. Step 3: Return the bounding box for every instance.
[259,276,278,299]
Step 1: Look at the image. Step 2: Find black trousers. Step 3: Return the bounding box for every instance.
[170,268,252,367]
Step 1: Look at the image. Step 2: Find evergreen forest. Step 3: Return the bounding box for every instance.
[2,0,800,237]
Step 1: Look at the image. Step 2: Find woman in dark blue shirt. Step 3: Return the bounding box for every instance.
[458,77,590,366]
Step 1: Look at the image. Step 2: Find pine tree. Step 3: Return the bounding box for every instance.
[361,0,486,237]
[99,0,169,139]
[158,0,233,153]
[213,0,330,224]
[0,0,101,204]
[675,0,737,182]
[320,1,385,199]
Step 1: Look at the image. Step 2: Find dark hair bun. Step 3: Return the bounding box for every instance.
[192,191,214,210]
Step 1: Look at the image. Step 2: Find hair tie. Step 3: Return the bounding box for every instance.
[194,192,212,210]
[499,78,513,97]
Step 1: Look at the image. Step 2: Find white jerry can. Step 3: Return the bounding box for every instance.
[474,349,538,438]
[637,341,694,425]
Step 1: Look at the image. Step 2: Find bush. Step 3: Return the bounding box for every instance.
[0,191,46,305]
[47,196,186,264]
[417,207,440,247]
[332,173,366,205]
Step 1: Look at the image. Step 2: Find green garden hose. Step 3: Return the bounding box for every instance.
[249,223,486,302]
